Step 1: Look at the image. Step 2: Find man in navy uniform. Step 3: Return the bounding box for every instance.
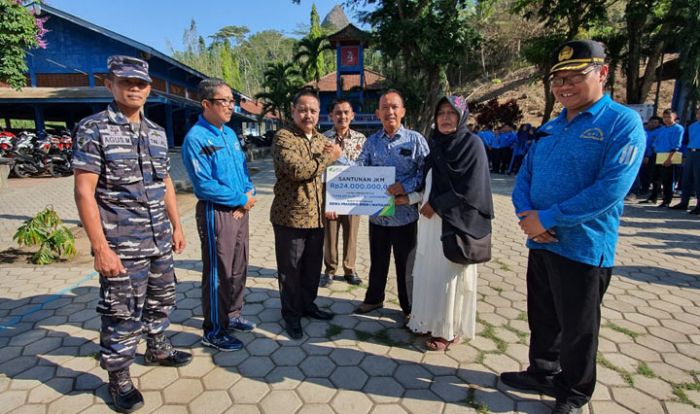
[502,41,645,414]
[74,55,192,413]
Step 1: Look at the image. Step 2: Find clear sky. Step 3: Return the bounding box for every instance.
[43,0,363,56]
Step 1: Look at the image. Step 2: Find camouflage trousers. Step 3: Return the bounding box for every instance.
[97,252,176,372]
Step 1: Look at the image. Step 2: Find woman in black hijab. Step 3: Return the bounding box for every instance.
[407,96,494,351]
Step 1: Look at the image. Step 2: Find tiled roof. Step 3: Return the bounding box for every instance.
[313,69,385,92]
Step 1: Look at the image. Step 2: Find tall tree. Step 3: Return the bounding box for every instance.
[349,0,480,135]
[255,62,303,122]
[513,0,609,121]
[0,0,46,90]
[293,36,333,84]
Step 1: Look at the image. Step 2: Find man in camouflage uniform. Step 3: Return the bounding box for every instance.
[73,55,191,413]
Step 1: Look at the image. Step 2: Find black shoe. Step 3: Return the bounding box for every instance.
[343,273,362,285]
[304,308,334,320]
[319,274,333,287]
[689,207,700,215]
[657,202,670,208]
[551,401,582,414]
[285,320,303,340]
[638,199,656,204]
[108,368,144,413]
[144,334,192,367]
[670,203,689,210]
[500,370,557,397]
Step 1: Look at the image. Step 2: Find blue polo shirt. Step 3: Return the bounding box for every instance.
[688,121,700,149]
[644,127,662,157]
[478,130,494,147]
[652,123,683,153]
[357,125,429,227]
[512,94,646,267]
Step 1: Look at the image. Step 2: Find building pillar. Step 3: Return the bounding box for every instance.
[34,106,45,132]
[165,104,174,147]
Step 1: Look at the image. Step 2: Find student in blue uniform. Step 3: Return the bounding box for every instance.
[640,109,683,207]
[500,40,645,414]
[671,108,700,214]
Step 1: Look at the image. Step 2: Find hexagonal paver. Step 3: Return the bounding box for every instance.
[329,348,365,366]
[331,390,373,414]
[271,347,306,366]
[202,368,242,390]
[330,366,368,390]
[238,356,274,377]
[260,390,302,414]
[265,366,304,389]
[229,379,270,404]
[394,364,432,389]
[140,366,179,390]
[163,378,204,404]
[297,379,337,403]
[363,377,405,403]
[300,356,336,377]
[189,390,232,414]
[247,338,280,356]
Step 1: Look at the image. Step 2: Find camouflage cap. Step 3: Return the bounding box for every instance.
[107,55,152,83]
[550,40,606,75]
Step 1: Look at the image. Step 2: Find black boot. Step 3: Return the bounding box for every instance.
[108,368,144,413]
[144,333,192,367]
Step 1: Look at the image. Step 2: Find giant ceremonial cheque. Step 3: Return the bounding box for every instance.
[325,165,396,216]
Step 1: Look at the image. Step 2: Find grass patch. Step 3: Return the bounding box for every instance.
[477,318,508,353]
[325,324,342,338]
[387,298,400,306]
[636,362,656,378]
[597,352,634,386]
[352,328,401,346]
[88,352,100,360]
[492,258,512,272]
[466,387,489,413]
[345,284,362,293]
[604,322,640,339]
[475,351,486,364]
[516,311,528,321]
[493,286,503,293]
[672,374,700,408]
[503,324,529,345]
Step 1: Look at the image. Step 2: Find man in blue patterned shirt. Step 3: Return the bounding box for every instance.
[353,90,429,320]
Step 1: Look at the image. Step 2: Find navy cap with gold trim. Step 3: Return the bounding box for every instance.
[550,40,606,75]
[107,55,152,83]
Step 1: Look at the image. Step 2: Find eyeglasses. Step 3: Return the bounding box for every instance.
[549,66,599,87]
[207,98,235,107]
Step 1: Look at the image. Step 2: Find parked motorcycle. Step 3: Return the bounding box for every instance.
[0,129,14,157]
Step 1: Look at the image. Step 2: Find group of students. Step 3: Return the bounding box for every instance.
[475,123,536,175]
[636,107,700,213]
[75,37,651,414]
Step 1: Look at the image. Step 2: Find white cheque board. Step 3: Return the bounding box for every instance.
[325,166,396,216]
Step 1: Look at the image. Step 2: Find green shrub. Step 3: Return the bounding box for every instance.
[13,206,77,265]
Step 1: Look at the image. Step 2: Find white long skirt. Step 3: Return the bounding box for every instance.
[407,170,478,341]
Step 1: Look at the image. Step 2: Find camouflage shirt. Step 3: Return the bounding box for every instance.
[72,102,172,259]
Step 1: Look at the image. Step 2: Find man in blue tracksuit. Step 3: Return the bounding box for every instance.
[500,40,645,414]
[182,78,256,352]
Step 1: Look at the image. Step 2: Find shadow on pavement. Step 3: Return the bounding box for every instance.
[0,276,549,413]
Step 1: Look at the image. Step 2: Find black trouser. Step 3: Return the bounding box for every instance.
[364,221,417,314]
[526,249,612,407]
[196,201,249,336]
[638,160,652,194]
[273,225,324,324]
[649,154,675,204]
[680,151,700,205]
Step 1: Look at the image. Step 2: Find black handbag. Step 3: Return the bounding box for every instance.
[440,221,492,265]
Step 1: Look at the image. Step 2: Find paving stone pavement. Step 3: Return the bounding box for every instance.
[0,157,699,414]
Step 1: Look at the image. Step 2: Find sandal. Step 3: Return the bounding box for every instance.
[425,336,457,351]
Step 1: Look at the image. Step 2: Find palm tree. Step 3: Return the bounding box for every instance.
[293,36,334,85]
[255,62,303,122]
